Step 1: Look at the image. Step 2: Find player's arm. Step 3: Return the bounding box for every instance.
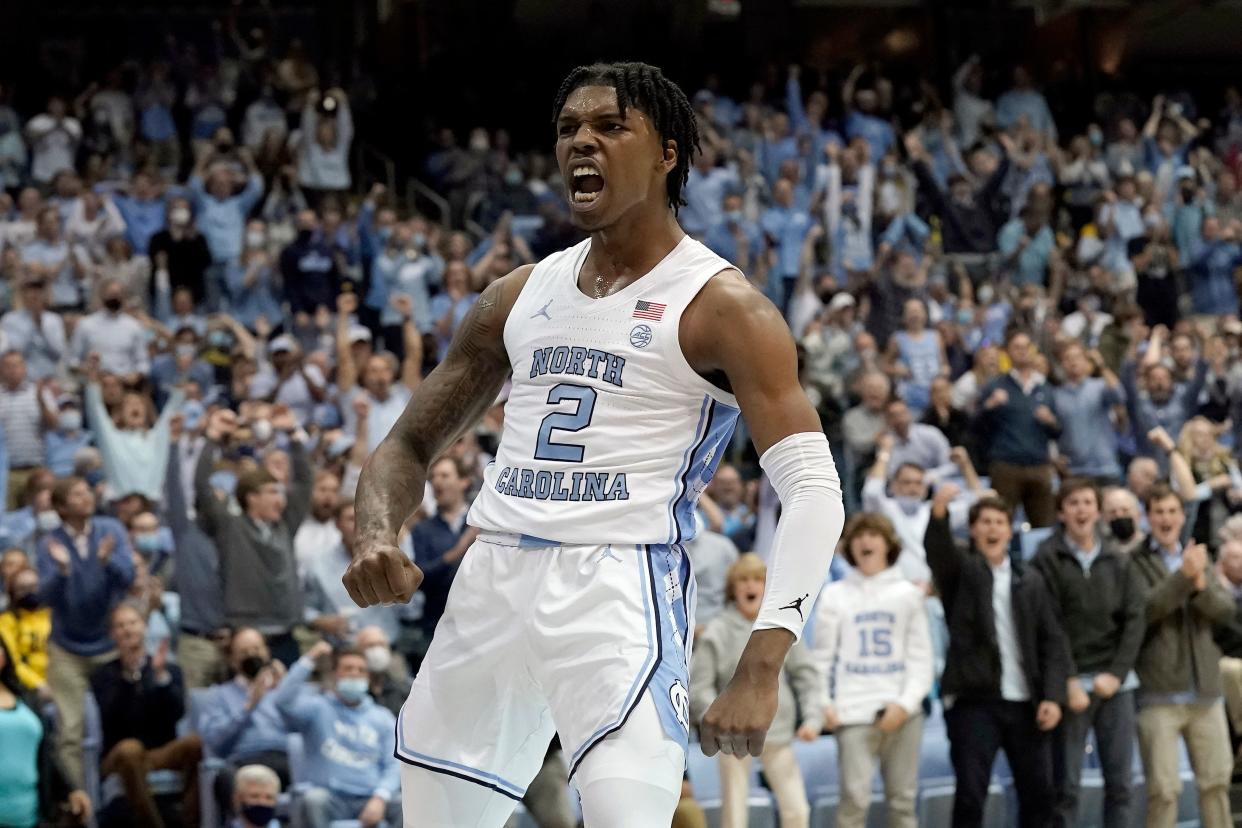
[343,266,532,608]
[682,271,845,758]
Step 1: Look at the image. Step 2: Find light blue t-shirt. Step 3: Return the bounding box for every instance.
[0,700,42,828]
[998,220,1055,286]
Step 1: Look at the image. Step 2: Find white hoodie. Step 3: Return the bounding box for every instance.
[809,565,934,725]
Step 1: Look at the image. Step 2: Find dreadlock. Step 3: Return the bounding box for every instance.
[551,61,700,214]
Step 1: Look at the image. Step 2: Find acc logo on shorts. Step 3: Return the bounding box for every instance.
[669,680,690,733]
[629,324,653,349]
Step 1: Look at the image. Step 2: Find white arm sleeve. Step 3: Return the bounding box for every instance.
[753,431,846,642]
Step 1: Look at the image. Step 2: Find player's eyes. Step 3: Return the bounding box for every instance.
[606,123,624,132]
[557,124,576,137]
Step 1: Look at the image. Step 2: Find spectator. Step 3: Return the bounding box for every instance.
[811,513,933,828]
[1052,343,1125,485]
[296,89,354,202]
[338,296,422,453]
[280,210,341,318]
[164,439,227,690]
[885,298,947,414]
[1213,540,1242,741]
[90,602,201,827]
[0,277,67,381]
[83,354,183,503]
[271,642,402,828]
[293,470,342,573]
[760,178,815,313]
[305,500,404,644]
[0,565,50,692]
[409,456,476,662]
[905,131,1008,255]
[879,398,956,484]
[684,521,738,630]
[199,628,293,807]
[920,376,973,459]
[1031,480,1146,828]
[689,554,820,828]
[24,97,81,187]
[225,220,284,333]
[0,633,92,828]
[997,66,1058,141]
[429,261,479,361]
[703,191,764,271]
[230,764,281,828]
[925,490,1070,828]
[863,440,981,583]
[195,409,310,666]
[0,352,55,509]
[1123,326,1205,464]
[37,476,134,788]
[148,198,213,307]
[1186,216,1242,317]
[188,149,265,269]
[680,146,738,237]
[111,171,167,256]
[998,204,1061,288]
[1130,485,1233,828]
[696,464,755,551]
[976,329,1061,527]
[21,206,85,312]
[70,280,150,380]
[354,625,410,717]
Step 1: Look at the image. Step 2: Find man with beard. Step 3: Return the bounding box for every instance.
[293,470,341,573]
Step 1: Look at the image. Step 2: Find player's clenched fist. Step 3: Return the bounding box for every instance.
[698,673,779,758]
[342,539,424,607]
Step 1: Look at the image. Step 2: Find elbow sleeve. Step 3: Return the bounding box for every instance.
[753,432,845,641]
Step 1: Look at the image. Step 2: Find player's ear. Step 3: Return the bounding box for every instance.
[661,139,678,173]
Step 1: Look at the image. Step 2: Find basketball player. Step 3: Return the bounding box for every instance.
[343,61,845,827]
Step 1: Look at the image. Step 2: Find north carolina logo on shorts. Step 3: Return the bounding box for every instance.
[629,324,653,349]
[669,680,690,733]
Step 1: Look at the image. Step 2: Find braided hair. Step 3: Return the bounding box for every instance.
[551,61,700,214]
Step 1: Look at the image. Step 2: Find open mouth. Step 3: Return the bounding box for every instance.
[570,164,605,206]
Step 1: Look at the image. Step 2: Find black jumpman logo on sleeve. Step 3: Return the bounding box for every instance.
[778,593,810,622]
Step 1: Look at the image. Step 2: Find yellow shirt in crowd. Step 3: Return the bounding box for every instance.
[0,606,51,690]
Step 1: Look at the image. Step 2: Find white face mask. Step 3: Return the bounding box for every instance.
[170,207,191,226]
[251,419,273,444]
[364,645,391,674]
[245,229,266,248]
[37,510,61,531]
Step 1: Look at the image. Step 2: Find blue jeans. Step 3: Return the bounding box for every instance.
[300,786,402,828]
[1052,689,1135,828]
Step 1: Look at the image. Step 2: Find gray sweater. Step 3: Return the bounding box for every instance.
[689,606,825,745]
[194,437,311,632]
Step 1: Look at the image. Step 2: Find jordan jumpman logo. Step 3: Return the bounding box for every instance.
[779,593,810,621]
[531,299,554,320]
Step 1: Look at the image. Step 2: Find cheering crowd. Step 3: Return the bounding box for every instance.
[2,24,1242,828]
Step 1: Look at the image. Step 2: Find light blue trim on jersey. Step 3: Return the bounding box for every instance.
[568,544,659,775]
[394,706,527,799]
[666,396,711,544]
[648,544,695,753]
[670,399,740,544]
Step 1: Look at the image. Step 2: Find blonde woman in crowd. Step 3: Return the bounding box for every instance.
[689,553,824,828]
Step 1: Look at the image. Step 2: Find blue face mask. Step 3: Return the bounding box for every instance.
[377,227,393,245]
[725,210,744,224]
[412,233,427,250]
[336,677,369,704]
[209,471,237,495]
[134,532,161,554]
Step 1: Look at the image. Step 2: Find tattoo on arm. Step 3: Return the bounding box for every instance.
[355,280,511,541]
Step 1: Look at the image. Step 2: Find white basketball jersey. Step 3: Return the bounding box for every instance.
[468,236,740,546]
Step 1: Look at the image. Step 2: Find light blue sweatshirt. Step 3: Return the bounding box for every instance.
[272,656,399,801]
[85,382,184,501]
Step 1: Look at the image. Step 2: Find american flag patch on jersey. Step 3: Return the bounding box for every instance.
[633,300,667,321]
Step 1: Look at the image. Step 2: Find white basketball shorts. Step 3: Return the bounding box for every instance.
[393,532,696,803]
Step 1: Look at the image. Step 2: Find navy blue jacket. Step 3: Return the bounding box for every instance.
[975,373,1060,467]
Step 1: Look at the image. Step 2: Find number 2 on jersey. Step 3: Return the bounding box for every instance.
[534,383,597,463]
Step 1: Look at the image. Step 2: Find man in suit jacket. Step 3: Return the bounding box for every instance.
[37,475,134,788]
[195,408,311,666]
